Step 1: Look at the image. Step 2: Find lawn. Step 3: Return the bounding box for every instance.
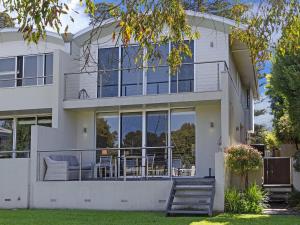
[0,210,299,225]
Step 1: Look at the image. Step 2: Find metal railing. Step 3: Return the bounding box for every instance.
[0,150,31,158]
[37,146,196,181]
[64,60,230,100]
[0,76,53,88]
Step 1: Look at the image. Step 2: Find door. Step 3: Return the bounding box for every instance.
[264,157,291,185]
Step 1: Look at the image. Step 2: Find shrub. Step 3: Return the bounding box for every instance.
[288,190,300,209]
[225,184,268,214]
[226,144,263,189]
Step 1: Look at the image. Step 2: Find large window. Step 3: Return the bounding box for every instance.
[98,47,119,97]
[97,40,194,97]
[171,109,195,175]
[0,115,52,158]
[0,54,53,88]
[121,46,143,96]
[0,58,15,88]
[0,119,13,158]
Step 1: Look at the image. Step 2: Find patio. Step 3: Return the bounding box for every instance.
[38,147,197,181]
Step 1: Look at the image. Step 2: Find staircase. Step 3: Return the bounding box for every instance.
[263,184,292,203]
[166,178,215,216]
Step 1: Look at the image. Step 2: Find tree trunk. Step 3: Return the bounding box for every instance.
[245,172,249,189]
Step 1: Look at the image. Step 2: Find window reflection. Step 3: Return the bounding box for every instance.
[0,119,13,158]
[171,41,194,93]
[147,44,169,94]
[98,47,119,97]
[121,46,143,96]
[0,58,15,88]
[171,109,195,176]
[146,111,168,176]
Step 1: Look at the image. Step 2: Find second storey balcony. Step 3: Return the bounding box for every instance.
[64,60,229,109]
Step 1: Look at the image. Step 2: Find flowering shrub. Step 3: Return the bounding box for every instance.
[226,144,263,189]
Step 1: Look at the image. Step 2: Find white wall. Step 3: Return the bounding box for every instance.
[32,181,172,211]
[196,102,221,177]
[0,158,30,208]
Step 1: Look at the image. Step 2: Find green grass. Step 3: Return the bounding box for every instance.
[0,210,299,225]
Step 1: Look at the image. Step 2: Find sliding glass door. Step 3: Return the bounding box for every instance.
[146,111,168,176]
[171,109,195,176]
[95,108,195,177]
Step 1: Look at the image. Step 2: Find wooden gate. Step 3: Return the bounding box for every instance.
[264,157,291,185]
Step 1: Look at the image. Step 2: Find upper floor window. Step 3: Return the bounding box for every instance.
[97,41,194,98]
[0,53,53,88]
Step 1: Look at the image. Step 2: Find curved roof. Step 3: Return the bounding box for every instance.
[73,10,246,40]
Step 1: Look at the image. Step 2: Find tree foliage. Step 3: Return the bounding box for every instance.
[266,15,300,149]
[226,144,263,189]
[0,12,14,28]
[1,0,299,72]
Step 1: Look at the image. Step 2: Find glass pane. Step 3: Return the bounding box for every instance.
[147,44,169,94]
[146,111,168,176]
[0,119,13,158]
[16,117,36,155]
[96,113,119,148]
[96,113,119,167]
[171,109,195,176]
[121,112,142,176]
[0,58,15,88]
[121,46,143,96]
[98,47,119,97]
[121,112,142,147]
[37,116,52,127]
[23,55,43,86]
[171,41,194,93]
[44,54,53,84]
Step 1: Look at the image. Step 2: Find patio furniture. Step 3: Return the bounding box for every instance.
[94,156,113,179]
[172,159,182,176]
[146,154,156,176]
[44,155,92,181]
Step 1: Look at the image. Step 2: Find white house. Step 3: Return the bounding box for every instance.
[0,11,257,215]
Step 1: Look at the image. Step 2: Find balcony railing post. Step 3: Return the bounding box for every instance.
[217,63,220,91]
[79,151,82,181]
[123,155,127,181]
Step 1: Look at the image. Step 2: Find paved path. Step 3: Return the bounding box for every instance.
[264,203,300,215]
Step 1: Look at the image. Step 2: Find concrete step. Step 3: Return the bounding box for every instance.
[172,201,210,206]
[175,185,213,190]
[175,193,212,198]
[167,209,210,215]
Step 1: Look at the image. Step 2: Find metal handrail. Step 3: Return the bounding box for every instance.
[65,60,228,76]
[0,75,53,82]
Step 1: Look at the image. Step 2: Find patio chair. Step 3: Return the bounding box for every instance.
[172,158,182,176]
[146,154,156,177]
[96,156,113,178]
[44,155,92,181]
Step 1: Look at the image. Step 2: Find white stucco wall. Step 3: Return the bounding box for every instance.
[0,158,30,208]
[196,102,221,177]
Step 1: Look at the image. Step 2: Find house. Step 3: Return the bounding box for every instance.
[0,11,257,214]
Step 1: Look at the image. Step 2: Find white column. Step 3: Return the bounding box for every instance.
[221,71,230,149]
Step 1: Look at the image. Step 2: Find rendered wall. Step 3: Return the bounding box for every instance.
[196,102,221,177]
[0,158,30,208]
